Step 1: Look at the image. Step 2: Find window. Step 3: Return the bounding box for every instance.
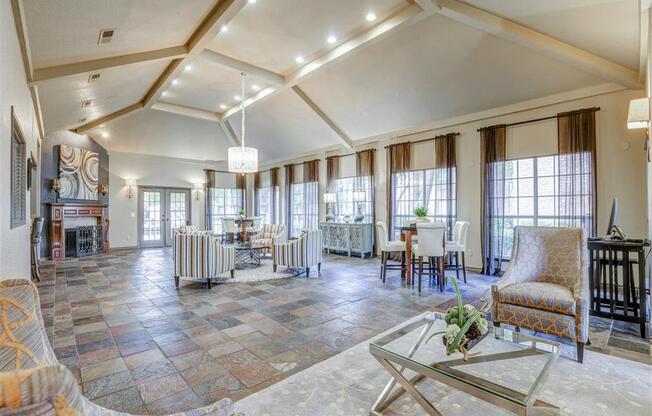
[257,187,272,224]
[391,168,456,239]
[11,110,26,228]
[333,176,373,219]
[494,154,593,258]
[208,188,243,234]
[291,182,318,237]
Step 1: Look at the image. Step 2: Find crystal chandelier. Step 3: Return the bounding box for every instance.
[228,72,258,173]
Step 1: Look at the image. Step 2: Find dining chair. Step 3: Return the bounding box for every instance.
[445,221,470,283]
[221,217,237,243]
[411,222,446,292]
[376,222,406,283]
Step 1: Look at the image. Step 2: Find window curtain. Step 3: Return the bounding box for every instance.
[284,164,294,237]
[235,173,247,214]
[386,142,411,237]
[326,156,340,216]
[434,133,457,238]
[205,170,217,231]
[480,125,507,275]
[270,167,279,224]
[356,149,376,252]
[557,108,598,236]
[303,159,320,231]
[253,172,261,216]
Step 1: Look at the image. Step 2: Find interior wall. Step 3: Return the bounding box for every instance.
[265,88,646,270]
[0,2,41,279]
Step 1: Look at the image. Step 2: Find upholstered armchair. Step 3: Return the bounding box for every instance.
[0,279,239,415]
[174,232,235,289]
[251,224,287,252]
[273,229,322,277]
[491,226,589,362]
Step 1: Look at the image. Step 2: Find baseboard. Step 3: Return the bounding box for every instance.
[111,246,138,251]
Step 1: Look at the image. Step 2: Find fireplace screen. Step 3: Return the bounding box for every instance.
[65,225,104,257]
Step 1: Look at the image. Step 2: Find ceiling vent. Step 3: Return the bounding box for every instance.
[88,73,101,83]
[81,99,93,109]
[98,28,115,45]
[79,118,87,123]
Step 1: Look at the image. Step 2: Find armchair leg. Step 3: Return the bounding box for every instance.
[381,252,387,283]
[455,252,460,281]
[207,278,212,290]
[418,257,423,293]
[174,276,179,289]
[577,342,585,364]
[230,269,235,279]
[273,264,277,272]
[494,322,501,328]
[318,262,321,273]
[306,267,310,277]
[462,252,467,283]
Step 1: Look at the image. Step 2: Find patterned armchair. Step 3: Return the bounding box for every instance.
[273,229,322,277]
[491,226,589,362]
[0,279,239,415]
[174,232,235,289]
[251,224,286,252]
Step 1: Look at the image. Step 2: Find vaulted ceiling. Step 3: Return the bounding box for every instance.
[17,0,645,164]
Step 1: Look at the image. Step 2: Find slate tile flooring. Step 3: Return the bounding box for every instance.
[36,248,650,415]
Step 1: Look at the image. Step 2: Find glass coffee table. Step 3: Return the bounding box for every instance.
[226,243,269,268]
[369,312,561,415]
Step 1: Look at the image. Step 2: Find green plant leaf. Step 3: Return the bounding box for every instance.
[448,276,465,327]
[446,310,482,353]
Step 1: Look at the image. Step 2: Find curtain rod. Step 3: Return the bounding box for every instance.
[203,168,235,174]
[326,148,376,160]
[283,158,320,167]
[477,107,600,132]
[384,132,460,149]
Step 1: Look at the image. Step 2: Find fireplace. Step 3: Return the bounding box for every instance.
[65,225,104,257]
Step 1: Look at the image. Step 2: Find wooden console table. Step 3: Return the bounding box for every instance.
[319,222,373,258]
[49,203,109,261]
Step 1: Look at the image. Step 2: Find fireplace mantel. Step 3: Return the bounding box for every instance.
[49,202,109,261]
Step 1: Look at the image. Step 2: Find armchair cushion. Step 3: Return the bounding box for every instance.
[498,282,576,316]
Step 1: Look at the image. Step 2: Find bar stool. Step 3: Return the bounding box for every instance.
[445,221,470,283]
[376,222,406,283]
[411,222,446,292]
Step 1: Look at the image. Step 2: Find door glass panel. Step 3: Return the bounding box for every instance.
[143,190,162,241]
[169,191,187,240]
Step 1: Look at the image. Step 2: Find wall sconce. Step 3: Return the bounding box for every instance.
[52,179,61,194]
[124,178,137,198]
[192,183,204,200]
[323,192,336,222]
[99,184,108,197]
[627,97,650,161]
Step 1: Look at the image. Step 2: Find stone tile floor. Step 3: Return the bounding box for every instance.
[36,248,650,415]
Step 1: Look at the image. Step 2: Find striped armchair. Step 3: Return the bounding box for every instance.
[174,232,235,289]
[251,224,287,251]
[0,279,239,415]
[273,229,322,277]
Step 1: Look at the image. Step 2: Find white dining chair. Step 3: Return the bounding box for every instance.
[221,217,237,243]
[376,222,406,284]
[411,222,446,292]
[445,221,470,283]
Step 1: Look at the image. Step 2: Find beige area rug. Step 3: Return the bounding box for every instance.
[235,313,652,416]
[215,258,298,283]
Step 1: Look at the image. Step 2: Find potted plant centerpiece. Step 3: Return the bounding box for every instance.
[427,277,489,361]
[237,209,246,219]
[412,206,430,223]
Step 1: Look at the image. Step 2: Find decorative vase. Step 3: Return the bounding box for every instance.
[411,216,430,224]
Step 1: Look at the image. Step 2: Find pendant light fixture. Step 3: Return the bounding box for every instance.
[228,72,258,173]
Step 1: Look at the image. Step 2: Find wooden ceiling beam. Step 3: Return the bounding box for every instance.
[291,86,353,149]
[435,0,642,90]
[29,46,188,86]
[199,49,285,85]
[73,102,144,134]
[151,102,220,122]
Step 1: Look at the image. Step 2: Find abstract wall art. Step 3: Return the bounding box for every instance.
[58,145,99,200]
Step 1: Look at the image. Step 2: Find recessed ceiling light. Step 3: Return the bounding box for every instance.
[220,104,227,109]
[172,79,178,85]
[252,84,260,91]
[162,91,168,96]
[327,35,337,44]
[366,12,376,21]
[295,56,304,63]
[101,132,109,139]
[184,65,192,71]
[234,95,241,100]
[248,0,256,3]
[221,25,228,32]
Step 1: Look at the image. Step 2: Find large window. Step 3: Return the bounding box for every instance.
[257,187,276,224]
[333,176,373,219]
[391,168,456,239]
[291,182,318,237]
[208,188,243,234]
[494,154,593,258]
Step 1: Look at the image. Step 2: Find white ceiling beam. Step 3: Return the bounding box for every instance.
[219,120,241,147]
[291,86,353,149]
[199,49,285,85]
[220,86,277,119]
[435,0,642,90]
[142,0,248,108]
[151,102,220,122]
[29,46,188,86]
[221,2,432,119]
[74,102,144,134]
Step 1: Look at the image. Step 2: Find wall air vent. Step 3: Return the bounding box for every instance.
[81,99,93,109]
[98,28,115,45]
[79,118,87,123]
[88,73,101,83]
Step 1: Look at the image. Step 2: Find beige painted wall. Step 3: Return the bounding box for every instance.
[0,2,41,278]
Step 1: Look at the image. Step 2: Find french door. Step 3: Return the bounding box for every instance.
[138,187,191,248]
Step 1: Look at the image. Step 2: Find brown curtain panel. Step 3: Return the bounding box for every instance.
[205,170,217,231]
[270,167,279,223]
[284,164,294,237]
[480,125,507,275]
[236,173,247,214]
[356,149,376,253]
[253,172,261,216]
[303,160,319,231]
[326,156,340,217]
[303,159,319,183]
[434,133,457,238]
[386,142,411,237]
[557,108,598,236]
